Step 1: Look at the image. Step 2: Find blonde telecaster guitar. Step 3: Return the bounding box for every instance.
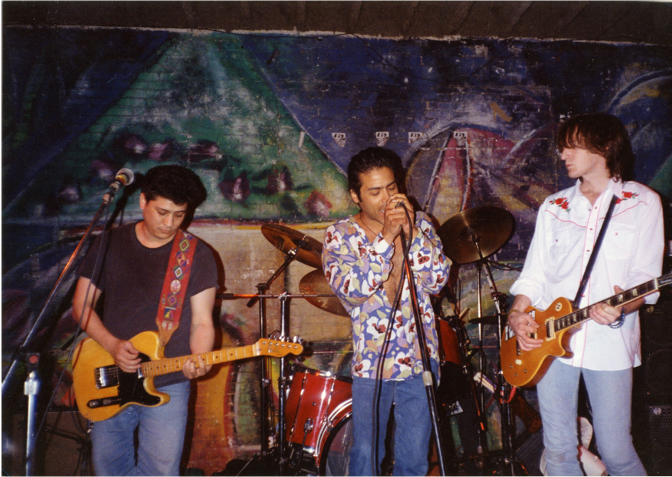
[72,331,303,421]
[501,272,672,388]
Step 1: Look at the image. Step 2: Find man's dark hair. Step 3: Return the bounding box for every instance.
[557,113,635,181]
[141,165,207,211]
[347,147,405,200]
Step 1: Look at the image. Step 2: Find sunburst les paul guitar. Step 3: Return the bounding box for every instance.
[72,331,303,421]
[501,272,672,388]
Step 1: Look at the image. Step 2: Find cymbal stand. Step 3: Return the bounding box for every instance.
[275,294,292,475]
[469,230,526,476]
[245,238,307,466]
[441,308,490,459]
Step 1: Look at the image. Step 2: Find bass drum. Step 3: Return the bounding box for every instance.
[317,399,353,476]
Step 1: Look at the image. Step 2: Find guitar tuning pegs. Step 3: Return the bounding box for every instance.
[269,330,281,340]
[292,336,304,344]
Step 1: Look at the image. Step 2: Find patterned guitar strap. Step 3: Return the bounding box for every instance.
[156,229,198,348]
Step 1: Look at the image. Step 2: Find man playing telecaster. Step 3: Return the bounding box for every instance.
[72,165,219,476]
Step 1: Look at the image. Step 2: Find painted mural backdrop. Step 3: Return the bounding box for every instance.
[3,28,672,474]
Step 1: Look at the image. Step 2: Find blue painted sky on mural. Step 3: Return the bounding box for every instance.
[240,34,672,185]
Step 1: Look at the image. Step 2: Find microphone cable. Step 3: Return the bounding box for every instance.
[370,206,414,475]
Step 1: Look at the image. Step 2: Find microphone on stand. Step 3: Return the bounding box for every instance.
[109,168,134,193]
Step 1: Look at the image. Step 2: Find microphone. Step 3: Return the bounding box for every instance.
[395,201,404,208]
[109,168,134,193]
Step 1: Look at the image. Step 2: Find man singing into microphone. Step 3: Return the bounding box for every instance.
[72,165,219,475]
[322,147,449,475]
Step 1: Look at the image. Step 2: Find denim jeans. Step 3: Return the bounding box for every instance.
[91,381,191,476]
[537,360,646,476]
[348,360,438,476]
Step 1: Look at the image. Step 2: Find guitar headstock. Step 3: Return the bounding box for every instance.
[256,337,304,357]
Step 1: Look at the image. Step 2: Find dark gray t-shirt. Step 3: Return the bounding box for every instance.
[78,222,219,387]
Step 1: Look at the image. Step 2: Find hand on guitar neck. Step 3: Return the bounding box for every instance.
[501,274,670,388]
[509,285,636,351]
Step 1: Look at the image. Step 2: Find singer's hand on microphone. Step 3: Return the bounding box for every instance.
[382,194,415,244]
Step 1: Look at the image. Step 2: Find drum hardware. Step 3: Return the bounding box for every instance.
[228,223,345,475]
[244,223,322,469]
[284,368,353,475]
[292,418,314,475]
[438,206,529,475]
[435,302,491,470]
[469,314,500,325]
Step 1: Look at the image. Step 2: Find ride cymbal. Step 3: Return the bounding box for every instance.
[299,269,349,317]
[261,223,323,269]
[437,206,514,264]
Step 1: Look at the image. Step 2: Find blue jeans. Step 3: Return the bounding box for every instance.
[349,361,438,476]
[537,360,646,476]
[91,381,191,476]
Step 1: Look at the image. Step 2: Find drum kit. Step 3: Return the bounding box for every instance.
[220,205,534,476]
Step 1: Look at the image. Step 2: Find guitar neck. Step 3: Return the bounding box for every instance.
[554,277,663,333]
[141,344,261,378]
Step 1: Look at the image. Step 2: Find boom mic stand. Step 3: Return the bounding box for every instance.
[2,186,123,475]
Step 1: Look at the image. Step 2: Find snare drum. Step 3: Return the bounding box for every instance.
[285,368,352,474]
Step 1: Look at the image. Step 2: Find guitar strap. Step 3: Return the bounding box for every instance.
[156,229,198,348]
[573,193,619,308]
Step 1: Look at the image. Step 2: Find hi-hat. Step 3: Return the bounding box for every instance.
[299,269,349,317]
[437,206,514,264]
[261,224,323,268]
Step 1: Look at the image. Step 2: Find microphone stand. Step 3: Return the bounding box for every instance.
[2,188,119,475]
[399,226,447,476]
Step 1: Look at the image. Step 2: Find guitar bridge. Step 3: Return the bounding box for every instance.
[94,365,119,389]
[546,318,555,339]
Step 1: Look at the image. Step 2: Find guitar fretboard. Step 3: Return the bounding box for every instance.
[141,344,260,378]
[552,277,662,334]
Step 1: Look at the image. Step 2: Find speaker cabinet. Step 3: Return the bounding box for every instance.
[640,298,672,399]
[635,293,672,475]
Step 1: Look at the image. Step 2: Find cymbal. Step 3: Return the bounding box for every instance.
[437,206,514,264]
[261,224,323,268]
[299,269,349,317]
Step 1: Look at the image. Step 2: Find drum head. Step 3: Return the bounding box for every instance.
[319,414,354,476]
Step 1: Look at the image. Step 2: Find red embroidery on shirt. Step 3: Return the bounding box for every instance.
[616,191,638,204]
[549,197,570,211]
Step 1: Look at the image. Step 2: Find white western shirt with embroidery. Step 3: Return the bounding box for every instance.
[510,179,664,371]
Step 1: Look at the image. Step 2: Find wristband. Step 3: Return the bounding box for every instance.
[609,308,626,329]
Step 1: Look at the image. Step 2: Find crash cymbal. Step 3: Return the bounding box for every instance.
[299,269,349,317]
[437,206,514,264]
[261,224,323,268]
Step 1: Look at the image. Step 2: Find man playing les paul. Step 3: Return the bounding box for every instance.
[72,165,219,476]
[508,113,664,475]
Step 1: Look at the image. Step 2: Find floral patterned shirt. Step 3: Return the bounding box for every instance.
[322,212,450,380]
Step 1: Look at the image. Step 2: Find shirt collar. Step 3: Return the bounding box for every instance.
[573,177,624,201]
